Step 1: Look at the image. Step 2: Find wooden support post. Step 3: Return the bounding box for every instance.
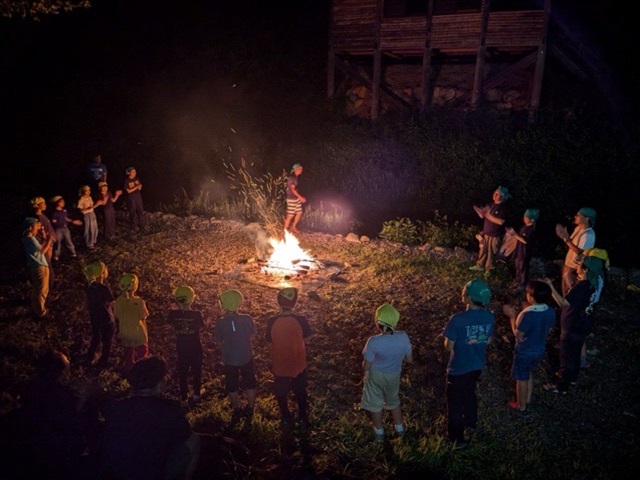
[529,0,551,123]
[420,0,435,116]
[327,48,335,98]
[471,0,491,108]
[371,0,383,120]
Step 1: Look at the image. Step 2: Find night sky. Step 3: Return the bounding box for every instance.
[0,0,636,229]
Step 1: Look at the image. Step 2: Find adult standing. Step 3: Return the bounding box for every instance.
[21,217,54,319]
[543,256,604,394]
[443,279,495,449]
[283,163,306,234]
[86,154,108,188]
[470,186,512,277]
[556,208,596,296]
[124,166,147,231]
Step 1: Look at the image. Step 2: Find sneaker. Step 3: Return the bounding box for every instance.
[543,383,567,395]
[452,439,469,450]
[231,409,243,425]
[373,428,385,443]
[71,254,77,258]
[469,265,484,271]
[483,269,493,278]
[507,400,528,417]
[394,423,406,437]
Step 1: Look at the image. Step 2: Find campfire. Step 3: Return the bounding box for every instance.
[260,230,323,276]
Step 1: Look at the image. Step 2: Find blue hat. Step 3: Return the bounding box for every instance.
[578,207,596,227]
[524,209,540,221]
[495,186,512,200]
[291,163,302,173]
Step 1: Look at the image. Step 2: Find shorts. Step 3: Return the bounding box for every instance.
[361,368,401,413]
[224,359,257,392]
[273,369,308,398]
[511,352,542,381]
[286,198,302,215]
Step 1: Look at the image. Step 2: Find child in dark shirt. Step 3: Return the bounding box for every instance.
[506,209,539,291]
[84,261,116,368]
[167,286,206,407]
[50,195,82,261]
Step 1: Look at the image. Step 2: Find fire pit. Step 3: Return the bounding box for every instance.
[225,231,344,291]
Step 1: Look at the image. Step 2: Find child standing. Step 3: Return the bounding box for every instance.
[266,287,312,429]
[214,289,257,422]
[77,185,103,250]
[50,195,82,261]
[97,182,122,241]
[84,261,116,368]
[443,279,495,449]
[31,197,56,284]
[124,167,147,231]
[509,209,539,290]
[114,273,150,373]
[360,303,413,442]
[21,217,54,319]
[167,286,206,407]
[471,186,512,277]
[502,280,555,415]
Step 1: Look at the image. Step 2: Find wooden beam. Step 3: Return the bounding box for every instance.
[334,57,412,112]
[327,48,336,98]
[529,0,551,123]
[482,51,536,91]
[548,45,589,80]
[371,0,383,120]
[420,0,435,115]
[471,0,491,107]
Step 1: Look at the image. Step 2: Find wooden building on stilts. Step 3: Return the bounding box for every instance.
[327,0,612,122]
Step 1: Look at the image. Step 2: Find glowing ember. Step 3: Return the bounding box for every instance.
[262,230,320,275]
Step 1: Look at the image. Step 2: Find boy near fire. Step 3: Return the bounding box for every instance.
[283,163,306,234]
[266,287,312,429]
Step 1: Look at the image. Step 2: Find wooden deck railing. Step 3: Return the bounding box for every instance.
[330,2,545,56]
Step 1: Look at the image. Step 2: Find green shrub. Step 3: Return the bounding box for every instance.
[418,211,477,248]
[379,217,420,246]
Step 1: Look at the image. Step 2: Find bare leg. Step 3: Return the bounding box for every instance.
[516,380,528,410]
[390,406,403,426]
[247,388,256,409]
[370,410,384,430]
[284,214,294,231]
[228,391,240,410]
[290,212,302,232]
[526,378,534,405]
